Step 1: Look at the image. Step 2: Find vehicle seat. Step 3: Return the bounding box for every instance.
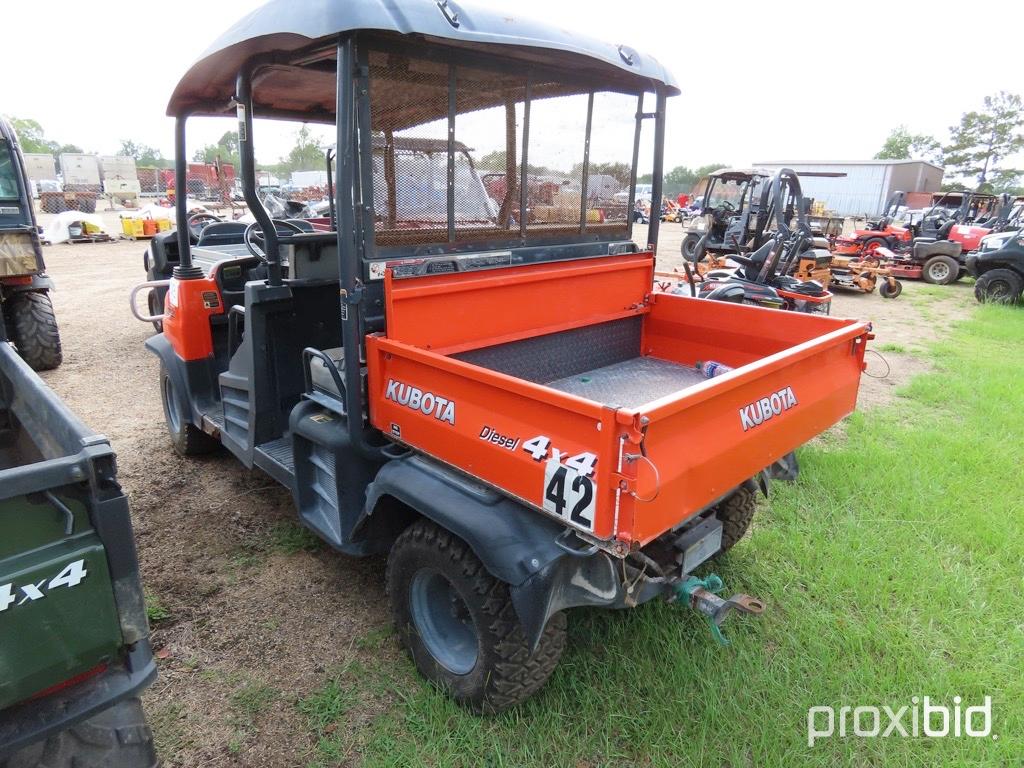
[913,239,962,260]
[732,238,775,281]
[197,221,248,247]
[284,219,316,232]
[309,347,345,399]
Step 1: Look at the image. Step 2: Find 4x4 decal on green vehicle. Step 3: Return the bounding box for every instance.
[0,558,87,612]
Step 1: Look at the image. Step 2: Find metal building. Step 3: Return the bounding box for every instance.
[753,160,944,217]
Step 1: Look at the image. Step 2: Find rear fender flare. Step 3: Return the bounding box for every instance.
[144,334,196,428]
[2,274,54,293]
[363,455,626,648]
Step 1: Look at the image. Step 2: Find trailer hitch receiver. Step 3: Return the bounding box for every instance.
[672,574,765,646]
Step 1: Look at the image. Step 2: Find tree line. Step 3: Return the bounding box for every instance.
[875,91,1023,194]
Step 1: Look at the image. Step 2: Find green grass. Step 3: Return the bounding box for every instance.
[145,592,171,623]
[877,342,906,353]
[267,519,323,554]
[303,305,1024,766]
[228,681,279,752]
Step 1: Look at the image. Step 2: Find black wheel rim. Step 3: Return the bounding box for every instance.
[410,569,479,675]
[162,375,182,434]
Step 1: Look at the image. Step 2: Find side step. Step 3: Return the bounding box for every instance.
[253,437,296,491]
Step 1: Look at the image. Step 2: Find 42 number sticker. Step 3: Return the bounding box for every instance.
[523,435,597,531]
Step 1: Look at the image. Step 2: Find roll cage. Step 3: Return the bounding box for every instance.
[165,3,677,459]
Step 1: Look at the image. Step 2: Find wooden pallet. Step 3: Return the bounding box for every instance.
[67,234,115,244]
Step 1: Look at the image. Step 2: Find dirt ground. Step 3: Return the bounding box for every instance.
[31,217,975,767]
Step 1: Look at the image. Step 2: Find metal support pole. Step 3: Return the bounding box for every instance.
[172,115,201,279]
[236,68,282,286]
[336,36,383,461]
[519,79,531,242]
[579,91,594,231]
[626,93,643,241]
[647,87,667,252]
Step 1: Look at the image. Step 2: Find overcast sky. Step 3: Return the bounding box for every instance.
[4,0,1022,173]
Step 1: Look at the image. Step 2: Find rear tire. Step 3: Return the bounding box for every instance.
[681,233,701,261]
[160,363,220,455]
[0,698,157,768]
[922,255,958,285]
[974,269,1023,305]
[6,291,62,371]
[862,236,887,254]
[712,483,758,555]
[387,519,567,714]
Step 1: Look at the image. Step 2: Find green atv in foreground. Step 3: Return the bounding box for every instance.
[0,339,157,767]
[0,116,62,371]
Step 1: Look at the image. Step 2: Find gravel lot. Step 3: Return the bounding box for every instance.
[31,214,975,766]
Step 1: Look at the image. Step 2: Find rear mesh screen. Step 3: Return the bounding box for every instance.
[368,48,641,249]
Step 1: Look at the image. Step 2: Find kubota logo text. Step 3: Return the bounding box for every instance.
[385,379,456,425]
[739,386,798,431]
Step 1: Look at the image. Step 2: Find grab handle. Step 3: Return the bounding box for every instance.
[129,280,170,323]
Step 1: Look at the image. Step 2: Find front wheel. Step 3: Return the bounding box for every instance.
[681,233,702,261]
[387,519,567,714]
[974,269,1023,305]
[147,290,164,333]
[0,698,157,768]
[160,363,220,455]
[879,279,903,299]
[5,291,62,371]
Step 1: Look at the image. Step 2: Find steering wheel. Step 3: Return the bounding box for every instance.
[719,200,737,213]
[243,219,306,262]
[186,212,223,242]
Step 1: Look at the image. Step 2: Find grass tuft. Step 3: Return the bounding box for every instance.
[145,592,171,623]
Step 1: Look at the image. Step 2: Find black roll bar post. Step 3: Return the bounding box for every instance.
[235,66,283,286]
[646,86,668,253]
[336,35,386,461]
[172,114,202,279]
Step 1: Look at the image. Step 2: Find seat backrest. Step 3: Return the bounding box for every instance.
[197,221,248,246]
[742,239,776,281]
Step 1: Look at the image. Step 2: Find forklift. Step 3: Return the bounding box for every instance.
[0,116,62,371]
[132,0,871,713]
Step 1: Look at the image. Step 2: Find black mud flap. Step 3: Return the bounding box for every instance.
[766,451,799,482]
[362,454,636,650]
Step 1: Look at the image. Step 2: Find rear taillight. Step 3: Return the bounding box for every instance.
[27,662,108,702]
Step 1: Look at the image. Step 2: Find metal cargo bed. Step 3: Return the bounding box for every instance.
[367,254,870,552]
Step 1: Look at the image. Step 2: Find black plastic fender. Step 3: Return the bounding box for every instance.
[143,334,195,427]
[2,274,54,293]
[362,454,628,649]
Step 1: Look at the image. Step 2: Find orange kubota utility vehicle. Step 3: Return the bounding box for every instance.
[131,0,871,713]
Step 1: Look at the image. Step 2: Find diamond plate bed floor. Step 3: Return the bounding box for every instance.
[545,356,706,408]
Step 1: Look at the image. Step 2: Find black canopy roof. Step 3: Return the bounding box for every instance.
[168,0,679,118]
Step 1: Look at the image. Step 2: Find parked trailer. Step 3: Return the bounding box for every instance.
[132,0,871,713]
[21,153,57,187]
[58,153,101,191]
